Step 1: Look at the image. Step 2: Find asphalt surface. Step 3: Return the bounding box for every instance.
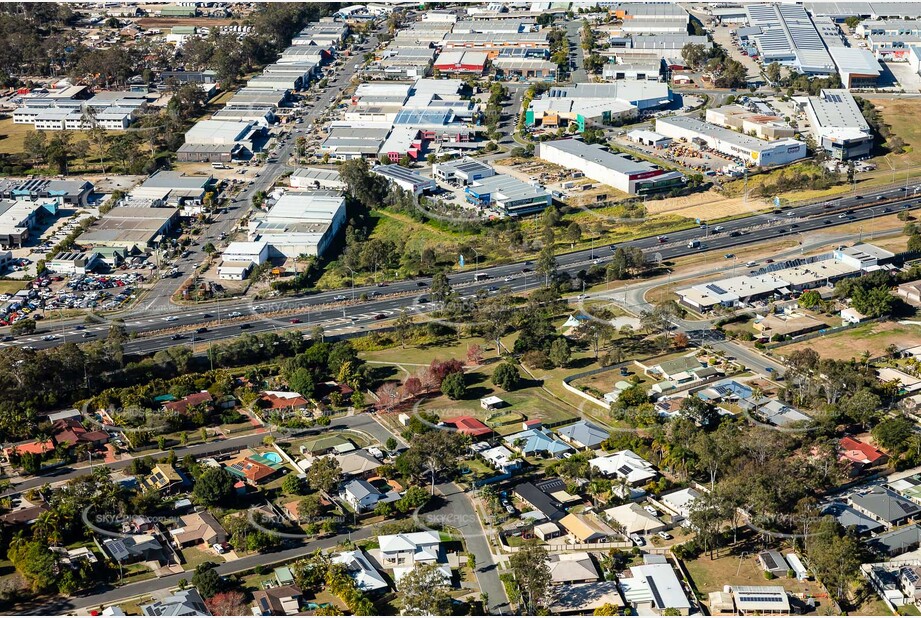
[13,182,921,355]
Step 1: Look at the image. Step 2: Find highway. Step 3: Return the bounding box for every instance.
[12,181,921,355]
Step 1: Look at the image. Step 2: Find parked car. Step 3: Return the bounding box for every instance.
[629,533,646,546]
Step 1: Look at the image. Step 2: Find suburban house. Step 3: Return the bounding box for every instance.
[560,512,618,543]
[504,427,572,458]
[479,444,521,474]
[820,501,886,535]
[340,478,392,512]
[50,418,109,449]
[604,502,666,535]
[226,457,279,486]
[867,524,921,557]
[513,482,566,521]
[728,585,790,615]
[659,487,702,520]
[649,356,705,382]
[441,415,492,438]
[334,449,383,478]
[619,558,692,615]
[377,530,450,584]
[556,420,609,450]
[849,486,921,528]
[589,450,657,485]
[163,391,214,414]
[839,436,888,471]
[898,280,921,304]
[141,463,190,493]
[252,586,303,616]
[169,511,227,548]
[549,552,601,584]
[103,535,164,565]
[141,589,211,616]
[534,521,565,541]
[332,549,389,592]
[258,391,310,412]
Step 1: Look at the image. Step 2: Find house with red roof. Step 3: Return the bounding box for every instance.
[2,439,54,462]
[226,457,279,485]
[840,436,888,471]
[442,415,492,438]
[51,418,109,448]
[258,391,309,411]
[163,391,213,414]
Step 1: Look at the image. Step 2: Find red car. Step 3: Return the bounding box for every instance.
[290,318,301,324]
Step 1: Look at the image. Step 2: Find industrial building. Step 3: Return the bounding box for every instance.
[247,191,346,258]
[537,138,685,195]
[0,178,93,207]
[441,31,551,57]
[0,199,59,248]
[827,46,883,87]
[492,57,558,81]
[433,157,496,185]
[602,60,664,82]
[705,104,796,140]
[290,168,347,191]
[365,47,436,80]
[218,241,270,281]
[744,4,835,74]
[799,89,873,160]
[526,82,672,130]
[371,165,436,197]
[125,171,214,208]
[177,120,261,163]
[655,115,806,167]
[676,243,893,311]
[320,127,391,160]
[464,174,551,216]
[433,50,489,75]
[77,207,179,252]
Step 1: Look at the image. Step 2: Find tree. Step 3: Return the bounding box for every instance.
[191,562,225,600]
[399,430,466,494]
[574,320,612,359]
[288,367,316,399]
[806,519,863,604]
[10,318,36,336]
[395,309,413,348]
[798,290,822,310]
[565,221,582,248]
[680,396,720,430]
[205,590,248,616]
[841,388,882,428]
[282,474,304,496]
[549,338,571,368]
[441,371,467,400]
[510,540,551,614]
[385,437,398,452]
[306,456,342,494]
[399,562,453,616]
[8,537,58,592]
[492,362,521,391]
[297,494,323,522]
[193,467,235,506]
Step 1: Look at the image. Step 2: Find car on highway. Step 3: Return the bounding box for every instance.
[239,324,251,330]
[334,295,347,301]
[196,327,208,334]
[416,281,427,287]
[417,297,429,304]
[657,235,668,243]
[164,316,178,322]
[290,318,301,324]
[228,311,242,318]
[170,334,185,340]
[374,313,386,320]
[42,335,57,341]
[81,332,93,338]
[713,225,724,232]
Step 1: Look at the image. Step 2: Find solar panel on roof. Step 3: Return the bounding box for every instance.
[706,284,728,294]
[616,465,633,476]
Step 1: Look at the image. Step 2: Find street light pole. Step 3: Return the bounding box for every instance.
[346,267,356,300]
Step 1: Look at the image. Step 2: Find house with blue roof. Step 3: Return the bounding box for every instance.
[504,427,572,458]
[557,420,609,450]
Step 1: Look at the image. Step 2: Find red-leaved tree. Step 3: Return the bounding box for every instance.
[205,591,248,616]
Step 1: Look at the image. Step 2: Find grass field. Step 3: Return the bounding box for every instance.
[683,552,829,610]
[782,321,921,361]
[0,280,28,294]
[0,117,35,156]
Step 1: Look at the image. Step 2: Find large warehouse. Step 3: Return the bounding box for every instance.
[526,82,672,130]
[248,191,346,258]
[537,139,685,195]
[655,115,806,167]
[800,89,873,160]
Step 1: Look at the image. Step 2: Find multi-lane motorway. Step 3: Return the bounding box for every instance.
[12,181,921,355]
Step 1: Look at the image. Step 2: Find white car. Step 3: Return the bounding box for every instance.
[228,311,242,318]
[713,225,724,232]
[657,531,673,540]
[644,505,658,516]
[164,316,178,322]
[334,295,347,301]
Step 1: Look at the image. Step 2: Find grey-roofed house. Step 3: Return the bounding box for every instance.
[102,534,163,564]
[820,501,886,535]
[757,550,790,577]
[850,486,921,527]
[556,420,609,450]
[549,552,601,584]
[513,482,566,521]
[141,588,211,616]
[867,524,921,557]
[340,478,386,512]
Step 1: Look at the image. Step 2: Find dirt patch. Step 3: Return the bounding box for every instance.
[645,189,769,221]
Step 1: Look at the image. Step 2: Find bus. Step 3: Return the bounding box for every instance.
[211,162,228,169]
[473,273,490,282]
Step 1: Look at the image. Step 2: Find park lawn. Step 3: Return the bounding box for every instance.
[782,321,921,362]
[181,546,224,570]
[570,362,650,396]
[0,117,35,156]
[360,332,518,367]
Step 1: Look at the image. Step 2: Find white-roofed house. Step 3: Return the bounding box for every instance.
[332,549,389,592]
[619,561,692,615]
[589,450,657,486]
[376,530,451,585]
[604,502,667,535]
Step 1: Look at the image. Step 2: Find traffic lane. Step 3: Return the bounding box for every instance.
[14,191,921,348]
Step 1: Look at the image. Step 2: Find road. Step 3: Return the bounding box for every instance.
[14,182,921,354]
